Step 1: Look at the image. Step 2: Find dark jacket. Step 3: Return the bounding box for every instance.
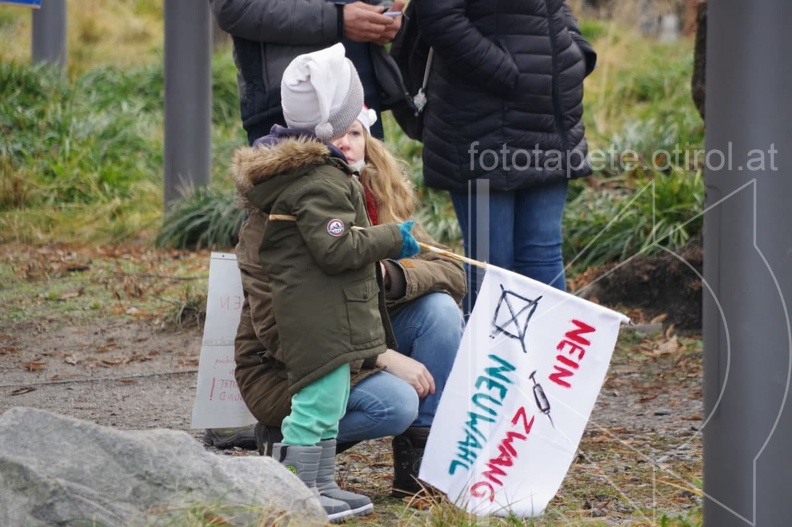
[233,132,404,395]
[210,0,387,143]
[414,0,597,192]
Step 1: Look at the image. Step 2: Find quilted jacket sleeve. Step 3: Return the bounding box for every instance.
[210,0,339,46]
[413,0,519,95]
[562,2,597,76]
[381,224,466,306]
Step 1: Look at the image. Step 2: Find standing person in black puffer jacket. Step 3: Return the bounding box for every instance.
[414,0,597,315]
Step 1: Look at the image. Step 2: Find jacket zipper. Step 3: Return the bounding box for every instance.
[544,0,567,150]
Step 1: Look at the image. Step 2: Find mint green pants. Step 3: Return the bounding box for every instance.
[281,363,351,445]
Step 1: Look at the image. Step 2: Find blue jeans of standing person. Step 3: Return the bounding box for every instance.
[336,292,464,442]
[450,180,569,317]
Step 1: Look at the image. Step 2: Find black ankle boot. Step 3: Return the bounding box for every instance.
[253,423,282,456]
[336,440,360,455]
[391,427,430,498]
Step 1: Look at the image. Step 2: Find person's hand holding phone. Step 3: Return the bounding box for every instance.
[379,0,405,43]
[342,1,404,44]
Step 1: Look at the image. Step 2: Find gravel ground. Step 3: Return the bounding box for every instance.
[0,318,703,524]
[0,243,703,524]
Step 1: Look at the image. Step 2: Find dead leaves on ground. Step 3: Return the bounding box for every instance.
[23,360,47,371]
[642,335,680,357]
[16,349,167,372]
[1,243,211,324]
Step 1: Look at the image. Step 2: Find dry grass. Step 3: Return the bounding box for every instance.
[0,0,162,77]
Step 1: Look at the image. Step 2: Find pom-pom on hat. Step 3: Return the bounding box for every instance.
[280,43,364,141]
[356,106,378,135]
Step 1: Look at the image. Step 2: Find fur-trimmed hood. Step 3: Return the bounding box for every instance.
[233,136,335,209]
[232,129,353,211]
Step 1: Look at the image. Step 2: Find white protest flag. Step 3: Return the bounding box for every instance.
[419,265,629,517]
[190,253,257,429]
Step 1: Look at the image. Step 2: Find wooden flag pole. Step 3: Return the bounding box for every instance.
[418,242,487,270]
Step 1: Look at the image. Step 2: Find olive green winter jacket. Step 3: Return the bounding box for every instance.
[232,136,466,427]
[233,136,406,395]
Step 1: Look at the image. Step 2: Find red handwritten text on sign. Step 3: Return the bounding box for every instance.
[219,295,243,311]
[549,319,596,389]
[469,406,536,502]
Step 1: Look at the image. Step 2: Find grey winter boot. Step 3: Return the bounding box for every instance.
[272,443,354,522]
[316,439,374,517]
[391,427,431,498]
[256,424,360,457]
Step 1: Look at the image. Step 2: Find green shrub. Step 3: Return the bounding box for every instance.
[156,185,244,250]
[563,168,704,271]
[1,18,705,264]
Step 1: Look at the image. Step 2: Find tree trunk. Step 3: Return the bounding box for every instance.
[691,1,707,120]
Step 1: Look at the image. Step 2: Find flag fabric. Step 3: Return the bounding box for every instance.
[419,265,629,517]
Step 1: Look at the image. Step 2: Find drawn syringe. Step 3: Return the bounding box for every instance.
[529,370,555,428]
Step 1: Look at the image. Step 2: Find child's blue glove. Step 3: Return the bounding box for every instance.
[397,220,420,260]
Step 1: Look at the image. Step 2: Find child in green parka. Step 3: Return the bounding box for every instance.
[232,43,420,522]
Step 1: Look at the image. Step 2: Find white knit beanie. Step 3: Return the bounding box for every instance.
[281,43,364,141]
[356,106,378,135]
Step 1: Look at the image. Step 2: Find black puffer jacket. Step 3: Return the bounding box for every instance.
[414,0,597,192]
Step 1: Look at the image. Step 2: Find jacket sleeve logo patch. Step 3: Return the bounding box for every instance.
[326,219,345,237]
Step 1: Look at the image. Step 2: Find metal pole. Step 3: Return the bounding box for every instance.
[31,0,66,68]
[163,0,212,208]
[703,2,792,526]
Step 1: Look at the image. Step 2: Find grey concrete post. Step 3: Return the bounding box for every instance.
[31,0,66,68]
[163,0,212,208]
[703,1,792,526]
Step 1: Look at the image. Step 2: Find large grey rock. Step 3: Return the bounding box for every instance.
[0,407,327,527]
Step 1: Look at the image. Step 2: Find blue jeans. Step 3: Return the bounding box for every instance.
[336,292,464,442]
[450,180,568,316]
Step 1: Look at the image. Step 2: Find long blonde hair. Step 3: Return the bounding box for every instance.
[359,136,417,224]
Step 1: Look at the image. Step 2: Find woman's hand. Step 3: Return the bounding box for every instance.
[377,348,436,398]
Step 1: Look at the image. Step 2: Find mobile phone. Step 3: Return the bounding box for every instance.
[383,10,402,17]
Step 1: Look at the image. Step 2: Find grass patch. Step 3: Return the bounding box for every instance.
[144,500,329,527]
[0,49,245,245]
[156,185,244,251]
[2,9,704,269]
[561,24,704,271]
[0,0,163,77]
[564,168,704,272]
[0,244,210,329]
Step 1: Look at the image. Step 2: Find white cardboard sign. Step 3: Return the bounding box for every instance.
[190,253,257,429]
